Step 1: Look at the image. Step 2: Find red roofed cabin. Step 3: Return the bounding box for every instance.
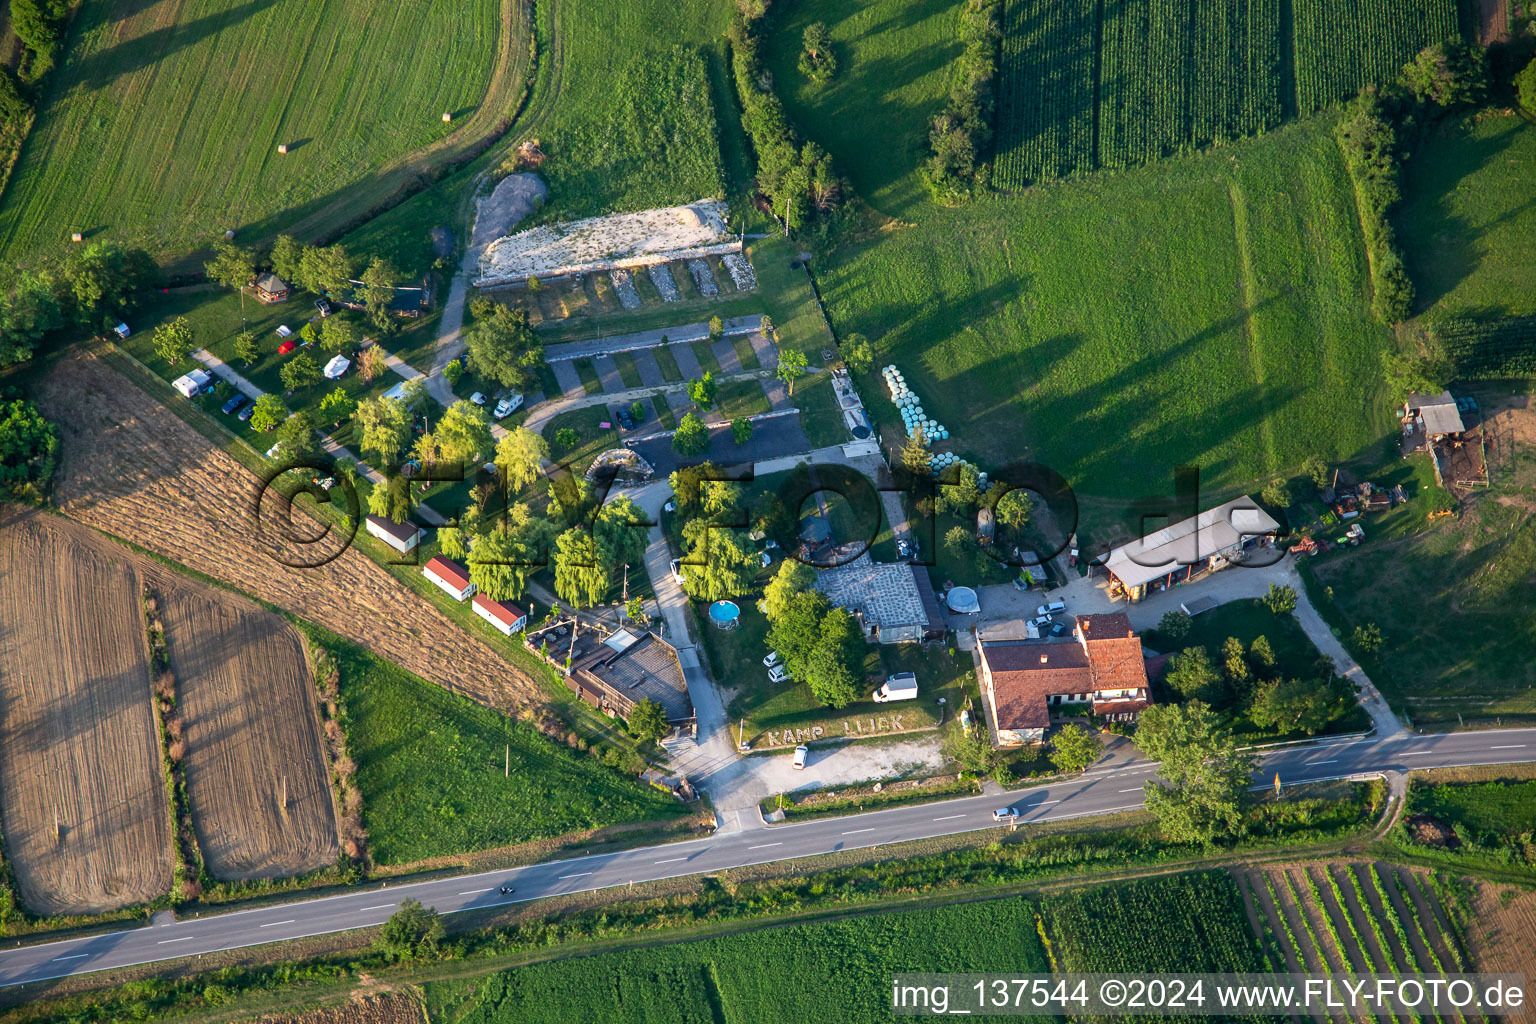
[423,556,475,602]
[473,593,527,636]
[978,612,1151,745]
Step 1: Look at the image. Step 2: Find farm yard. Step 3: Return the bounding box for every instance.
[818,116,1395,517]
[0,0,529,264]
[993,0,1458,186]
[31,350,541,712]
[156,582,337,881]
[0,509,172,915]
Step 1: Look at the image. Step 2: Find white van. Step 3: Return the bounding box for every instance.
[1037,599,1066,616]
[872,672,918,703]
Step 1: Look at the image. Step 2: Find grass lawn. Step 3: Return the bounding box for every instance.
[791,370,848,448]
[1407,777,1536,838]
[816,116,1397,534]
[1301,438,1536,727]
[1145,599,1326,675]
[652,391,677,429]
[654,346,684,383]
[571,358,603,395]
[543,405,620,470]
[689,340,721,376]
[1398,112,1536,320]
[714,378,770,421]
[764,0,961,219]
[612,351,642,389]
[731,333,760,370]
[0,0,519,265]
[306,627,684,865]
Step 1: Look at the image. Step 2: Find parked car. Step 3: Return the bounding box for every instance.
[470,392,487,406]
[1029,614,1052,628]
[991,806,1020,821]
[669,557,685,585]
[1037,600,1066,616]
[792,744,808,770]
[314,298,332,317]
[221,394,248,416]
[1049,622,1067,638]
[237,403,256,422]
[616,406,636,430]
[763,650,780,668]
[768,664,790,683]
[494,393,524,419]
[758,551,772,568]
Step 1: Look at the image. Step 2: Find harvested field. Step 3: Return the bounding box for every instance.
[253,992,425,1024]
[32,350,538,712]
[0,509,172,914]
[1470,881,1536,984]
[156,582,337,880]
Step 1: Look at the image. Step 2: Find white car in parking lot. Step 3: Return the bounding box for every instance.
[1037,600,1066,616]
[792,744,808,770]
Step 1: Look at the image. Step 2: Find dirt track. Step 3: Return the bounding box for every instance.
[32,350,538,710]
[0,509,173,914]
[157,582,338,880]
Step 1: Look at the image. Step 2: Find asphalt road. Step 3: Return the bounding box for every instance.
[4,728,1535,989]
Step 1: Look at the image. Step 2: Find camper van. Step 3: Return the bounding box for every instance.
[172,369,214,398]
[872,672,919,703]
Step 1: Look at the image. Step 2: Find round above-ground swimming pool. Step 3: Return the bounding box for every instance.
[708,600,741,629]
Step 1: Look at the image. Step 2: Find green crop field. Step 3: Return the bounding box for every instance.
[515,0,734,224]
[994,0,1457,187]
[1397,113,1536,320]
[1044,870,1265,974]
[818,116,1395,519]
[1293,0,1459,114]
[765,0,962,217]
[0,0,528,263]
[423,897,1049,1024]
[317,630,685,865]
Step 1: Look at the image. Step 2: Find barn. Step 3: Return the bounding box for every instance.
[423,556,475,601]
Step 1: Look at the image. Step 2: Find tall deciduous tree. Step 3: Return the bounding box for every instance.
[152,317,195,366]
[280,351,322,391]
[359,256,399,331]
[776,348,808,394]
[1135,701,1257,845]
[679,515,758,601]
[804,607,861,707]
[0,272,61,366]
[1048,723,1100,774]
[318,387,356,427]
[269,235,304,283]
[297,244,354,296]
[495,426,548,494]
[841,332,873,374]
[465,298,544,390]
[232,330,260,367]
[204,240,255,290]
[672,411,710,456]
[249,394,288,433]
[353,395,412,466]
[595,496,649,573]
[627,698,668,743]
[763,558,816,624]
[435,400,493,465]
[554,527,608,608]
[0,398,58,496]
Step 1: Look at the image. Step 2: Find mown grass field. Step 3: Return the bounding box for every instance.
[765,0,962,218]
[994,0,1457,186]
[320,630,686,866]
[423,897,1049,1024]
[516,0,734,224]
[818,117,1395,521]
[0,0,521,262]
[1398,112,1536,320]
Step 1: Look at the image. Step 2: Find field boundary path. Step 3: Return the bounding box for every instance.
[191,350,263,401]
[5,725,1536,987]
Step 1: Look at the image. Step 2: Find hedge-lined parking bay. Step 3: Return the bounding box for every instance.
[313,628,687,865]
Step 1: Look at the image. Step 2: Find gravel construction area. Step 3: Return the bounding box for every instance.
[648,262,682,301]
[471,173,548,255]
[609,268,642,308]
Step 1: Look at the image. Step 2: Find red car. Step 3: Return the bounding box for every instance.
[277,339,297,355]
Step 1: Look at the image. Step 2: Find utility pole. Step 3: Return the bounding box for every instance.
[505,744,510,778]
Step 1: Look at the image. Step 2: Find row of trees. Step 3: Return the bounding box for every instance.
[763,560,864,708]
[206,237,402,332]
[7,0,69,77]
[923,0,1002,203]
[729,6,845,231]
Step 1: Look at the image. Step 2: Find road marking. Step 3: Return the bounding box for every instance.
[51,954,89,961]
[932,814,966,821]
[1401,751,1438,757]
[654,857,687,864]
[157,936,195,945]
[1307,759,1339,765]
[1491,745,1527,750]
[558,872,592,879]
[258,919,296,928]
[748,842,782,850]
[457,889,485,895]
[360,904,395,912]
[1034,800,1060,805]
[842,828,875,835]
[1117,787,1142,793]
